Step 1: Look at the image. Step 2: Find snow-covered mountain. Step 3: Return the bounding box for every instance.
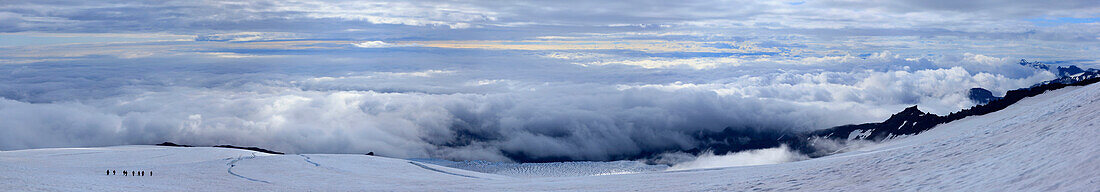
[3,79,1099,191]
[682,72,1100,159]
[810,68,1100,143]
[967,60,1097,106]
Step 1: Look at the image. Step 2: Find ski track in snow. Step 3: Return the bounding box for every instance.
[226,153,270,184]
[408,161,481,179]
[299,154,320,167]
[46,151,104,157]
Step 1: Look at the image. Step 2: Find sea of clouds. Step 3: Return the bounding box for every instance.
[0,48,1058,162]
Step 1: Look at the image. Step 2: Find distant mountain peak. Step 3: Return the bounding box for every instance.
[1019,59,1050,70]
[889,106,926,119]
[1019,59,1098,78]
[901,105,921,113]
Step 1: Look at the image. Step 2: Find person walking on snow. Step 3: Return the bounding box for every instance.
[123,171,127,176]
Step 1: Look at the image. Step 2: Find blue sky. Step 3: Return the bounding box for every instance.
[0,0,1098,161]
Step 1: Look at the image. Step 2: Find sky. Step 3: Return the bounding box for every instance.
[0,0,1098,162]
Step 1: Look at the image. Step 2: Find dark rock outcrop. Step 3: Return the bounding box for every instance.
[811,105,944,142]
[155,142,193,147]
[213,145,284,154]
[155,142,283,154]
[968,88,1000,104]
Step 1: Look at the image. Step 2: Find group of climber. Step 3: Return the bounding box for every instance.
[107,170,151,176]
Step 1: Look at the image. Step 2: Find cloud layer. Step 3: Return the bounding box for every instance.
[0,46,1056,162]
[0,1,1095,162]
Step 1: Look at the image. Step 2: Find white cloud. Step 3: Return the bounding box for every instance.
[0,51,1059,162]
[267,0,497,29]
[540,52,613,60]
[352,41,407,48]
[202,52,273,58]
[195,32,300,42]
[667,145,809,171]
[581,57,744,70]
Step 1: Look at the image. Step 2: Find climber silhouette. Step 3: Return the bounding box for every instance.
[123,171,128,176]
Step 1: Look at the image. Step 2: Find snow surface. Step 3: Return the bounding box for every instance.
[410,158,668,178]
[3,83,1100,191]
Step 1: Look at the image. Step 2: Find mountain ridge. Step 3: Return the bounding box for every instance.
[691,62,1100,159]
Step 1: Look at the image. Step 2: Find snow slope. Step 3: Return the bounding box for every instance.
[3,83,1099,191]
